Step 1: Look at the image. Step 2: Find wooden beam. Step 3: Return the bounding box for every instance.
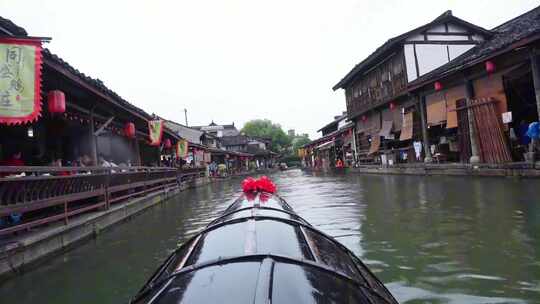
[0,35,52,41]
[529,47,540,120]
[404,41,480,45]
[94,116,115,137]
[424,31,470,36]
[89,109,98,166]
[418,95,433,163]
[134,139,142,166]
[413,44,420,78]
[465,79,480,163]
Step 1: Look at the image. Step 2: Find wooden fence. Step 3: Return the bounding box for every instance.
[0,166,207,236]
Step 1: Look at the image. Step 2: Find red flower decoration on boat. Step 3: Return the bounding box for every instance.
[259,192,271,202]
[241,176,277,194]
[256,176,277,194]
[242,177,258,193]
[244,192,257,201]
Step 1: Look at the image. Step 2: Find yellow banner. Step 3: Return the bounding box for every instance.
[176,139,189,158]
[148,119,163,146]
[0,38,43,125]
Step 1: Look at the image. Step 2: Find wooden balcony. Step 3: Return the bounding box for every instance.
[0,166,207,236]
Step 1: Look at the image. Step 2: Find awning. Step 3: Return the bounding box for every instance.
[446,98,458,128]
[379,120,393,138]
[400,112,413,141]
[426,93,446,126]
[444,85,465,129]
[315,141,334,150]
[368,135,381,155]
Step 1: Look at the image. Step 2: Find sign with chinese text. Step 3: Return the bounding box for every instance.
[148,119,163,146]
[176,139,188,158]
[0,38,43,125]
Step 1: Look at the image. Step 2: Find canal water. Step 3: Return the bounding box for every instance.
[0,170,539,303]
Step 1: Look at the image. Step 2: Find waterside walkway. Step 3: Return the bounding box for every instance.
[307,162,540,178]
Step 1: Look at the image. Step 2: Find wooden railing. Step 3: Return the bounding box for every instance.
[0,166,207,236]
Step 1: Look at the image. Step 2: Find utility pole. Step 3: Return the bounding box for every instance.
[184,108,188,126]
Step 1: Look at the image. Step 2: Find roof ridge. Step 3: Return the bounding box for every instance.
[332,10,491,90]
[491,4,540,31]
[0,15,28,36]
[408,5,540,90]
[434,10,453,21]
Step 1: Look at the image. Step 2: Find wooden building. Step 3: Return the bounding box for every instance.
[0,16,180,167]
[301,113,354,169]
[334,8,540,164]
[408,6,540,163]
[0,16,211,236]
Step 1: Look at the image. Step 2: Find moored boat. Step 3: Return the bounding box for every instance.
[131,177,398,304]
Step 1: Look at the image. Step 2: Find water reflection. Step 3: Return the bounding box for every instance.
[277,170,540,303]
[0,170,538,304]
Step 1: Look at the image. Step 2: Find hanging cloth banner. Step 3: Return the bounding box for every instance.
[176,139,189,158]
[400,112,414,141]
[0,38,43,125]
[148,119,164,146]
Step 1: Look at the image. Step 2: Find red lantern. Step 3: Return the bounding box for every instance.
[389,102,396,110]
[124,122,136,138]
[164,139,172,149]
[47,90,66,114]
[434,81,443,91]
[485,61,496,74]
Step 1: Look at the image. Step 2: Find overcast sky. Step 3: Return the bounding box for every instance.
[1,0,538,138]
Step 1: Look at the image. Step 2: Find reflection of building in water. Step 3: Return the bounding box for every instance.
[358,175,539,300]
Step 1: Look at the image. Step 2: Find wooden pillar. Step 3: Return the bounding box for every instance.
[530,47,540,120]
[89,109,98,165]
[134,138,142,166]
[351,123,358,164]
[465,80,480,163]
[418,95,433,163]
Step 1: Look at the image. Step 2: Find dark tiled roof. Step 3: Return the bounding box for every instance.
[248,136,271,143]
[408,5,540,89]
[43,49,152,119]
[317,113,347,132]
[0,16,28,36]
[246,145,271,156]
[332,10,492,91]
[164,120,204,143]
[221,135,248,146]
[193,122,237,129]
[0,15,165,125]
[302,123,354,148]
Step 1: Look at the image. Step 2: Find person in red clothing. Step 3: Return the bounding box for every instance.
[335,158,344,168]
[1,151,25,177]
[1,151,25,166]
